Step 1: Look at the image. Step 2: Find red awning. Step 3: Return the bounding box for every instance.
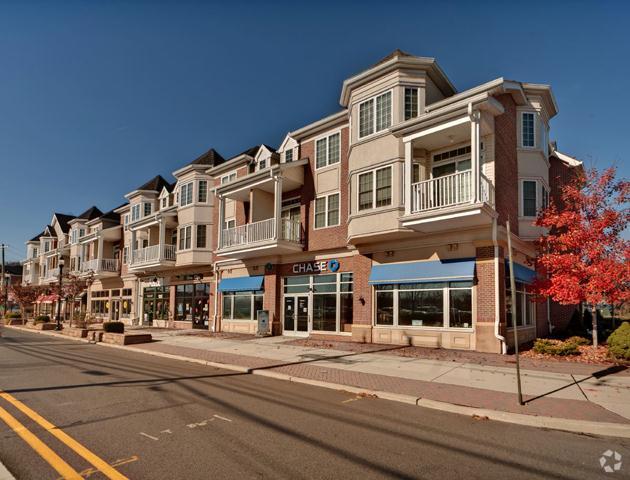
[36,294,60,304]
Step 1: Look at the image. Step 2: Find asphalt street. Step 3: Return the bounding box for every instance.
[0,328,628,480]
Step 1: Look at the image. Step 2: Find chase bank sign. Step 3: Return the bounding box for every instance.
[292,259,340,274]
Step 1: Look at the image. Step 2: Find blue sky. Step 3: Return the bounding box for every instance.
[0,0,628,261]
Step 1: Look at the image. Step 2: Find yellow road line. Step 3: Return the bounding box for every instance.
[0,405,82,480]
[0,391,128,480]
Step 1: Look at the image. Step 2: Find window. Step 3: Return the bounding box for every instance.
[375,281,473,329]
[180,182,193,207]
[123,247,128,265]
[175,283,210,323]
[259,159,266,170]
[314,193,340,229]
[161,197,168,208]
[221,172,237,184]
[224,219,236,230]
[196,225,207,248]
[358,91,392,138]
[198,180,208,203]
[521,112,535,148]
[285,149,293,163]
[131,204,141,222]
[144,202,152,217]
[315,132,340,169]
[522,180,537,217]
[222,290,263,321]
[178,225,192,250]
[358,166,392,210]
[404,87,419,121]
[506,281,534,328]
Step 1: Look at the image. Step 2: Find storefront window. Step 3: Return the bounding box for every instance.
[143,286,170,324]
[175,283,210,326]
[222,291,264,321]
[121,288,132,318]
[506,281,534,328]
[375,281,472,329]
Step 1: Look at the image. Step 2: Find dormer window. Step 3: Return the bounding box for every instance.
[259,159,266,170]
[162,197,168,208]
[359,91,392,139]
[285,149,293,163]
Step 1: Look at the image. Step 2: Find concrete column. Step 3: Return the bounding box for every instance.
[158,220,166,260]
[469,109,481,203]
[273,176,282,240]
[404,141,413,215]
[217,195,225,248]
[97,235,104,272]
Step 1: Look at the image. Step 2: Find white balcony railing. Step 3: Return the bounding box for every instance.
[130,244,176,266]
[42,267,60,280]
[220,217,302,249]
[410,170,494,213]
[81,258,119,274]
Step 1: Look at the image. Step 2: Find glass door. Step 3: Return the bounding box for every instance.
[283,294,309,335]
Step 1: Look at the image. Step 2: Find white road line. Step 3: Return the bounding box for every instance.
[213,414,232,422]
[139,432,159,441]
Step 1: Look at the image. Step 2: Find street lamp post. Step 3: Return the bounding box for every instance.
[55,257,65,330]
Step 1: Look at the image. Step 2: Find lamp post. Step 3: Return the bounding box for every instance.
[55,257,65,330]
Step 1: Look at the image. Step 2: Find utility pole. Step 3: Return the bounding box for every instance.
[1,243,6,316]
[506,220,524,406]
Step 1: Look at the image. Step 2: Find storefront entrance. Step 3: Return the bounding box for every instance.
[283,295,309,336]
[142,286,170,326]
[111,300,121,321]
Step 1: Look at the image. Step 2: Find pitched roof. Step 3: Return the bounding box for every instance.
[227,145,263,161]
[370,49,414,69]
[53,213,75,232]
[260,144,276,153]
[189,148,225,167]
[29,230,46,242]
[135,175,171,192]
[99,209,121,223]
[76,206,103,221]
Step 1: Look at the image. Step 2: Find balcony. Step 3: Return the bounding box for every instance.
[41,267,60,283]
[129,244,176,271]
[218,217,303,259]
[80,258,119,277]
[411,170,494,212]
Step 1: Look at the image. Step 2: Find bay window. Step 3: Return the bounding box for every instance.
[404,87,419,121]
[375,281,473,329]
[198,180,208,203]
[180,182,193,207]
[521,112,535,148]
[196,225,207,248]
[178,225,192,250]
[358,165,392,210]
[522,180,537,217]
[359,91,392,138]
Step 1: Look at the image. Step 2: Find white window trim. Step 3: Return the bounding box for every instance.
[403,86,420,121]
[520,111,537,149]
[373,283,474,331]
[313,192,341,230]
[195,223,210,249]
[507,283,535,329]
[357,164,393,211]
[519,177,548,218]
[222,291,263,322]
[197,179,208,203]
[178,224,193,251]
[357,89,393,140]
[314,129,342,170]
[220,171,238,185]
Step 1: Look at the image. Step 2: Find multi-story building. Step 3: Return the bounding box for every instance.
[208,50,581,353]
[22,51,582,352]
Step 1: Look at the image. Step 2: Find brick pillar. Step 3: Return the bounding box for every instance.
[475,246,503,353]
[263,269,280,335]
[351,254,373,343]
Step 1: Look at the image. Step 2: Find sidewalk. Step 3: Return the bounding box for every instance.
[7,325,630,437]
[128,330,630,423]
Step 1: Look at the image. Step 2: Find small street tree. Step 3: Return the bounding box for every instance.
[8,284,43,324]
[62,273,87,327]
[534,166,629,347]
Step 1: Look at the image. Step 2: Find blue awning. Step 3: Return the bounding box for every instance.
[505,261,537,284]
[368,258,476,285]
[218,275,264,292]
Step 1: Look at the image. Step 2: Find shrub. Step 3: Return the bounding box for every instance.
[34,315,50,324]
[533,338,580,356]
[103,321,125,334]
[566,336,590,346]
[4,312,21,319]
[607,322,630,360]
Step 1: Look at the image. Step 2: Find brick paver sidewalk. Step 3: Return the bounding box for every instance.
[129,341,628,424]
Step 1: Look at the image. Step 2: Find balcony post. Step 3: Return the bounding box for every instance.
[404,141,413,215]
[130,229,136,265]
[218,195,225,248]
[158,219,166,260]
[97,234,104,272]
[273,175,282,240]
[469,107,481,203]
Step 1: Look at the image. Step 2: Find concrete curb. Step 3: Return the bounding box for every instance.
[5,325,630,439]
[0,460,16,480]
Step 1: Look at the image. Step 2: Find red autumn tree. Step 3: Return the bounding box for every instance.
[62,273,87,327]
[534,166,629,347]
[8,284,44,324]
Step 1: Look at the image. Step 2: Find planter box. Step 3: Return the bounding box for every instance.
[87,331,103,342]
[65,328,89,338]
[34,323,56,331]
[4,318,24,325]
[101,332,152,345]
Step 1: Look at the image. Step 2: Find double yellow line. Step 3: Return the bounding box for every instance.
[0,390,128,480]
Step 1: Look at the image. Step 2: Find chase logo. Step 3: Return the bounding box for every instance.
[328,259,340,272]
